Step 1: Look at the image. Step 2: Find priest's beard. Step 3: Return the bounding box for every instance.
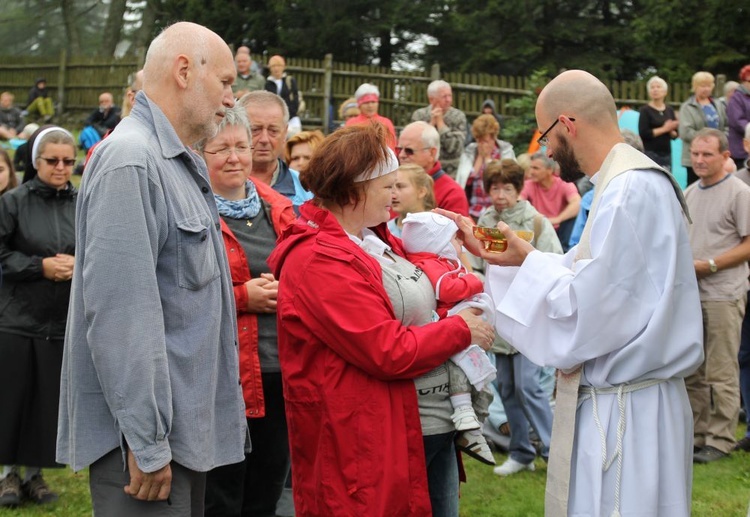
[555,135,584,183]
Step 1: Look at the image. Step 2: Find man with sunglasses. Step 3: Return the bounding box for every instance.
[411,80,467,178]
[398,121,469,217]
[445,70,703,516]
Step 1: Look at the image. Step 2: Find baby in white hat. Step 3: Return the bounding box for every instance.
[401,212,496,466]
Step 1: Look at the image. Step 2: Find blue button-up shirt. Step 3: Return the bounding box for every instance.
[57,92,247,473]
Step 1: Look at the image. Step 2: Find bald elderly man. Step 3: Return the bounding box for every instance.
[443,70,703,516]
[57,22,247,515]
[85,92,121,137]
[232,51,264,99]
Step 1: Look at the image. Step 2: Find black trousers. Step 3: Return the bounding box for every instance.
[205,372,290,517]
[0,332,64,467]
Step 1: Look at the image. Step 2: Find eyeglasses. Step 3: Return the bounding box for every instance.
[395,146,430,156]
[39,157,76,167]
[203,145,254,157]
[537,117,575,147]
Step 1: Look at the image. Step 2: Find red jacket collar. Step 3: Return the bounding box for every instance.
[268,201,407,278]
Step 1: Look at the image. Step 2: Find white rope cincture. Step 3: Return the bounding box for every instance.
[579,378,665,517]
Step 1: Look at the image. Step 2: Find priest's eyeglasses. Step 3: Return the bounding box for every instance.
[537,117,575,147]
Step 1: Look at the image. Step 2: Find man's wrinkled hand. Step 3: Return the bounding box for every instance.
[124,449,172,501]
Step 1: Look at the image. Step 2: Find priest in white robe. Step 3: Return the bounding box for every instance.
[439,70,703,517]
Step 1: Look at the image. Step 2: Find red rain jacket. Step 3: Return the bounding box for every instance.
[221,177,296,418]
[268,201,471,516]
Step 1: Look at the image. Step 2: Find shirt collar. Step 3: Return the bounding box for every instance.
[131,91,190,160]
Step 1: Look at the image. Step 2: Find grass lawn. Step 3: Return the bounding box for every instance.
[460,436,750,516]
[2,429,749,516]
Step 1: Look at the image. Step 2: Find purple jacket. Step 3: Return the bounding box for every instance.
[727,84,750,160]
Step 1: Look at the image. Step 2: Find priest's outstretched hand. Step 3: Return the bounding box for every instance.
[433,208,534,267]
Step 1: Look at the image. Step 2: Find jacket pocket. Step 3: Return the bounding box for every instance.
[320,401,375,506]
[176,216,220,290]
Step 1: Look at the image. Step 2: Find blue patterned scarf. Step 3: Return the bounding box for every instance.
[214,180,262,220]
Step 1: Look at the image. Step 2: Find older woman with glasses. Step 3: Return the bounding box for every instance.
[0,126,77,507]
[195,105,296,517]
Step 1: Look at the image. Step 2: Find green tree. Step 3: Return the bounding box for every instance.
[631,0,750,82]
[424,0,647,80]
[155,0,444,67]
[502,68,549,150]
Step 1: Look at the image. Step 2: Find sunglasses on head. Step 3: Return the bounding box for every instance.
[395,146,430,156]
[39,157,76,167]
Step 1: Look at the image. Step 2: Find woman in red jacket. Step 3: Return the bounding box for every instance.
[197,105,297,517]
[268,124,494,517]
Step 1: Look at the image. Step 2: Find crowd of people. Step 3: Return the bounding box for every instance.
[0,20,749,517]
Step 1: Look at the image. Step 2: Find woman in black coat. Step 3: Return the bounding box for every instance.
[0,126,77,507]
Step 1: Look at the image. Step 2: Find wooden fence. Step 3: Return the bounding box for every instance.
[0,51,717,133]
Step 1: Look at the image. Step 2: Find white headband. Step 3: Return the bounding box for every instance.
[353,147,399,183]
[32,126,75,164]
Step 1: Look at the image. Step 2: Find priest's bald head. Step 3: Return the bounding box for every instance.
[535,70,625,180]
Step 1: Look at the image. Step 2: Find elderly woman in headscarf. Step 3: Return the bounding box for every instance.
[0,125,77,506]
[344,83,397,150]
[195,105,297,517]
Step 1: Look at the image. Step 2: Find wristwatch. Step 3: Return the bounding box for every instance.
[708,259,718,274]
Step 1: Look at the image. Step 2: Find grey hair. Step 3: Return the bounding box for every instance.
[238,90,289,125]
[646,76,668,93]
[530,151,556,169]
[724,81,739,96]
[194,105,251,153]
[621,129,644,152]
[406,120,441,161]
[427,80,451,98]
